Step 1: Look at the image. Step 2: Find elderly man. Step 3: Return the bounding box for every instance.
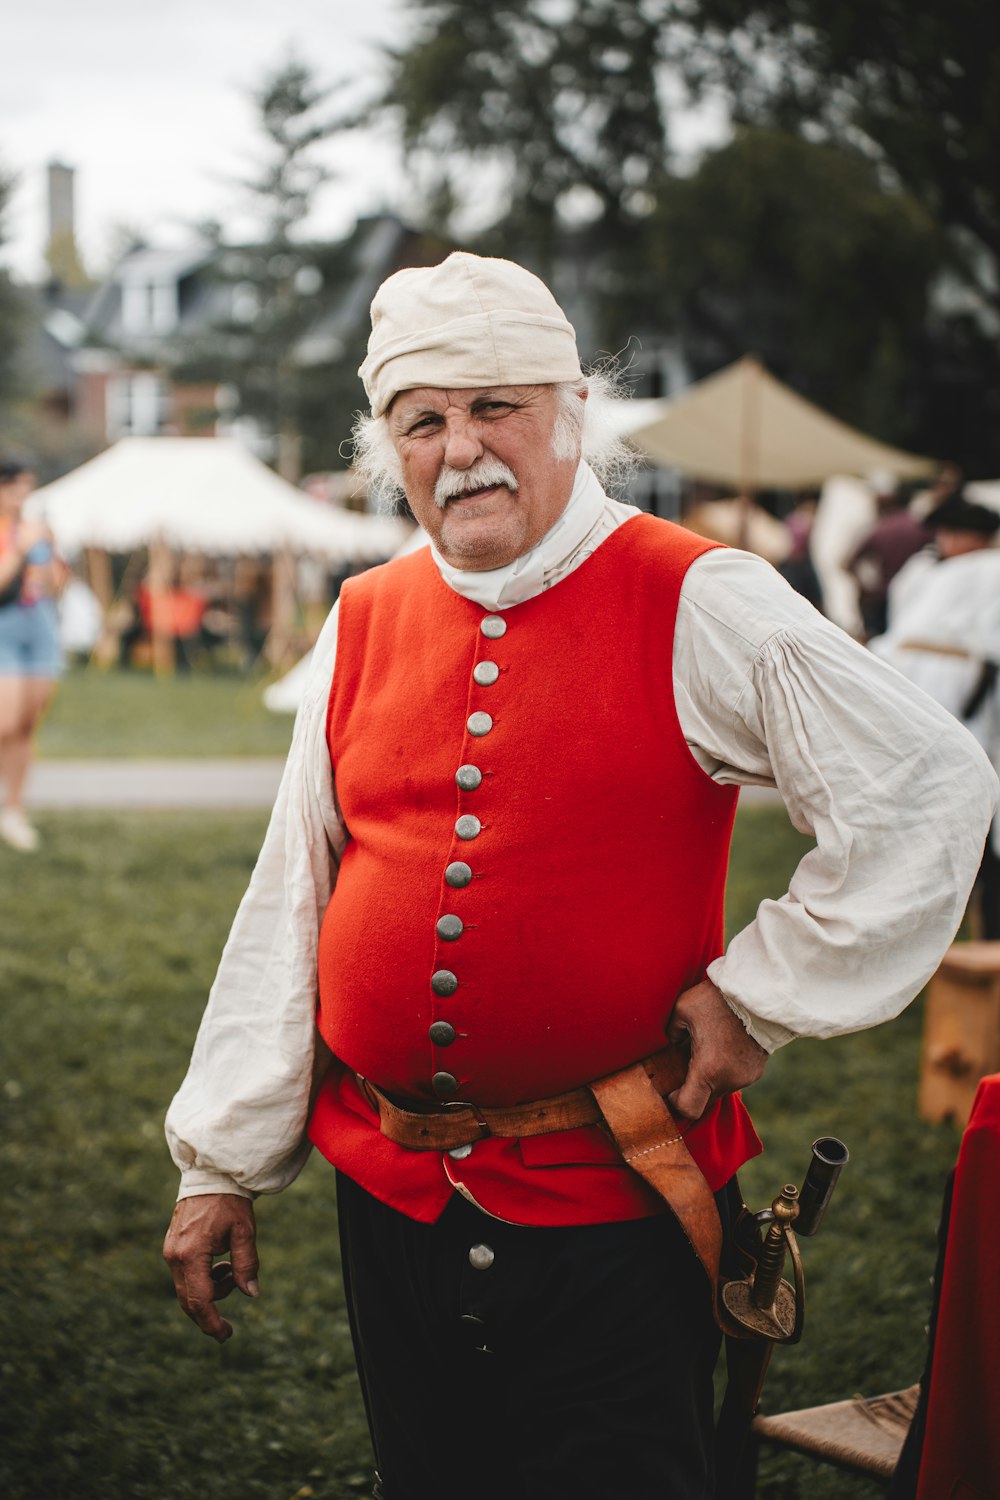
[164,254,997,1500]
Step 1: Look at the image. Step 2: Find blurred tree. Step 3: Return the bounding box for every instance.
[382,0,1000,470]
[0,157,31,417]
[648,127,943,442]
[671,0,1000,320]
[383,0,674,262]
[178,58,339,480]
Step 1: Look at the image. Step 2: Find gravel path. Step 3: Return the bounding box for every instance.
[26,759,781,812]
[27,758,286,809]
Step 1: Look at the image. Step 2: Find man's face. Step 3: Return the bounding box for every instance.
[387,384,581,570]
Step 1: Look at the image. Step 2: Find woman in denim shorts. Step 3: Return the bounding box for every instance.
[0,459,65,851]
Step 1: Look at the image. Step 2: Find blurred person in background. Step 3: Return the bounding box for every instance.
[871,493,1000,936]
[0,459,65,852]
[910,461,963,522]
[808,471,876,635]
[847,470,931,639]
[776,491,823,609]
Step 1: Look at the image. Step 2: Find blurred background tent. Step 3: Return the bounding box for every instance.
[627,357,936,492]
[28,437,409,671]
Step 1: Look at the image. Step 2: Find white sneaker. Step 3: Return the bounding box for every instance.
[0,807,40,852]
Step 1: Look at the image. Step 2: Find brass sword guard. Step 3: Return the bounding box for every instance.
[721,1183,806,1344]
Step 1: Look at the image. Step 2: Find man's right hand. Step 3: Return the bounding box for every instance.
[163,1193,260,1343]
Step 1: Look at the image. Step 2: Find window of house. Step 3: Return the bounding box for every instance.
[106,372,171,439]
[121,278,179,336]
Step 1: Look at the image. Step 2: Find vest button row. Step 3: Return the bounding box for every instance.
[427,619,508,1096]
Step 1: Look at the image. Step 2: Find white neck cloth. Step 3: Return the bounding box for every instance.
[429,462,608,611]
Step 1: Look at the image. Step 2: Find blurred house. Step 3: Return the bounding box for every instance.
[15,166,450,474]
[73,215,447,456]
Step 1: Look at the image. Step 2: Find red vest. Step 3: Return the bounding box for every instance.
[309,513,761,1224]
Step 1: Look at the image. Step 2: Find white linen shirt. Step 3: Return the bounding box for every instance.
[166,465,999,1200]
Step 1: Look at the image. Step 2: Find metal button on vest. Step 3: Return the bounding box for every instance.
[473,661,499,686]
[467,712,493,737]
[428,1020,456,1047]
[445,861,472,888]
[480,615,506,639]
[432,1070,459,1097]
[455,765,482,792]
[455,814,481,840]
[468,1243,495,1271]
[448,1142,473,1160]
[437,914,463,941]
[431,969,458,996]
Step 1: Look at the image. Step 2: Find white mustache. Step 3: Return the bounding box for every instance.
[434,458,519,508]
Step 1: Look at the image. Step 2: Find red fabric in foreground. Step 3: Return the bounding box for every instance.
[916,1074,1000,1500]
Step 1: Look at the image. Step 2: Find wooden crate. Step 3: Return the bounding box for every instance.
[919,942,1000,1126]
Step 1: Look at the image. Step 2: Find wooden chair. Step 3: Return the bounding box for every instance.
[739,1072,1000,1497]
[748,1384,918,1487]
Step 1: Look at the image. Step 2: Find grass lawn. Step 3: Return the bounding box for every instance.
[37,666,296,759]
[0,803,962,1499]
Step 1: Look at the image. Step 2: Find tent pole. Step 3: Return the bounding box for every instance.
[84,546,116,670]
[86,547,113,611]
[738,357,761,551]
[268,547,297,669]
[148,537,174,677]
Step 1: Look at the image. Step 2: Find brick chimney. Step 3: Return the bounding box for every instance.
[45,160,88,287]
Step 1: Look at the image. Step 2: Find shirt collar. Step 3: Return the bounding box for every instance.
[429,461,607,610]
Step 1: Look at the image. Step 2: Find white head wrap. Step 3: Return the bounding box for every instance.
[359,251,583,416]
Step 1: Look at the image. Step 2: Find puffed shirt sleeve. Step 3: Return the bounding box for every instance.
[674,549,1000,1053]
[165,602,346,1199]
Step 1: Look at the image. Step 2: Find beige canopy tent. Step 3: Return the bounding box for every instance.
[628,356,936,490]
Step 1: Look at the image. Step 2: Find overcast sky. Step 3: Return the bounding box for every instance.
[2,0,731,284]
[1,0,409,280]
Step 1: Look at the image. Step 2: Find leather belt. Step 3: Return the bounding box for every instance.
[359,1038,734,1332]
[358,1040,730,1326]
[357,1043,688,1152]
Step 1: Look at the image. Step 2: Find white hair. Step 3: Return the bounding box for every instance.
[349,365,638,514]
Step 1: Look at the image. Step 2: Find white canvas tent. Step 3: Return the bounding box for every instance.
[29,436,408,561]
[627,357,936,490]
[29,437,411,671]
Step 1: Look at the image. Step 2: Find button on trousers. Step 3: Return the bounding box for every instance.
[336,1170,732,1500]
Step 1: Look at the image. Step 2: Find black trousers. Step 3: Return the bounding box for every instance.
[336,1170,733,1500]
